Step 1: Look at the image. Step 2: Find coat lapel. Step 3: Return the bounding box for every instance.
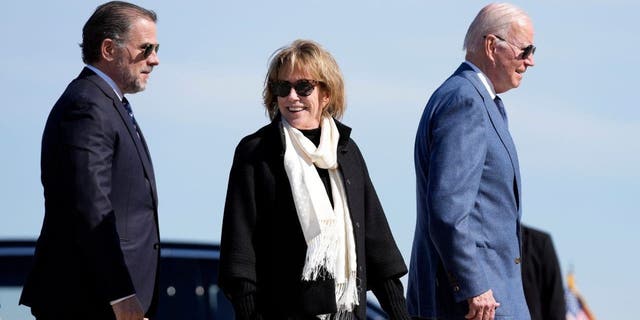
[116,99,159,208]
[457,64,522,211]
[486,95,521,210]
[81,68,159,209]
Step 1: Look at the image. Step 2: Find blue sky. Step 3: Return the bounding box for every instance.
[1,1,638,318]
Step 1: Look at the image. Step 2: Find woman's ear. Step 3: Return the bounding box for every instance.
[322,93,330,104]
[320,91,331,112]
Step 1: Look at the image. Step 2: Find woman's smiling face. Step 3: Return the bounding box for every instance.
[276,68,328,130]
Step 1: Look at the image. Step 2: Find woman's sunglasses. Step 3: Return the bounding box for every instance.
[270,79,319,98]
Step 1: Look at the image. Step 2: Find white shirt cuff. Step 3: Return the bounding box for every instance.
[110,294,136,306]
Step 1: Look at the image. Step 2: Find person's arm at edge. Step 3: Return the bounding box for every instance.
[219,137,260,319]
[423,91,490,300]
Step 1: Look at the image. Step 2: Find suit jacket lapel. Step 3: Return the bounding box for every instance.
[117,100,159,208]
[486,95,521,210]
[80,68,159,209]
[457,65,522,210]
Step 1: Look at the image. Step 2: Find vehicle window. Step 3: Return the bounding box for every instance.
[156,253,233,319]
[0,243,384,319]
[0,255,35,319]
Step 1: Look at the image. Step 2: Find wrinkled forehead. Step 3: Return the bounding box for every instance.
[510,18,534,45]
[125,17,157,42]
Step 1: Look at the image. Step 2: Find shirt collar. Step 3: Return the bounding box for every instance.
[464,60,497,100]
[85,64,124,101]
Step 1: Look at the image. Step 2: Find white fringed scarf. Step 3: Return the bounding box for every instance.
[281,116,358,319]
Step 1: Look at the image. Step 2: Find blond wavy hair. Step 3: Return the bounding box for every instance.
[263,39,346,120]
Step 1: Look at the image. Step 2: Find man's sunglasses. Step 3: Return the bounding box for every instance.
[270,79,319,98]
[490,34,536,60]
[141,43,160,58]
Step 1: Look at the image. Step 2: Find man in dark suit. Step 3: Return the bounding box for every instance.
[521,225,567,320]
[20,2,160,319]
[407,3,536,320]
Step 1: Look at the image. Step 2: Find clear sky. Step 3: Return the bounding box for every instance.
[1,1,638,318]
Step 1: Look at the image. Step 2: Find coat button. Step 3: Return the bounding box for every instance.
[453,285,460,292]
[514,257,521,264]
[355,222,360,228]
[346,179,351,185]
[154,243,160,250]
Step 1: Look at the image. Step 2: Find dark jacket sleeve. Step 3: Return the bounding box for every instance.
[224,279,261,320]
[59,94,135,302]
[219,138,259,308]
[354,142,407,281]
[370,278,411,320]
[351,141,410,318]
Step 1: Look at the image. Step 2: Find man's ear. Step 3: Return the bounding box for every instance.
[101,38,117,62]
[484,35,498,63]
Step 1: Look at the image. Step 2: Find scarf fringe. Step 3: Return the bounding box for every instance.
[302,220,339,280]
[318,309,355,320]
[335,270,359,309]
[282,117,359,317]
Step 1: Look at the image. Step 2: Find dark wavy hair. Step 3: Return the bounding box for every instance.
[80,1,157,64]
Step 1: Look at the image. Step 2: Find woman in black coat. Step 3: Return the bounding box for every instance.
[219,39,409,320]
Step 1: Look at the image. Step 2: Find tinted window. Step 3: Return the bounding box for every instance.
[156,255,233,319]
[0,254,35,319]
[0,242,386,320]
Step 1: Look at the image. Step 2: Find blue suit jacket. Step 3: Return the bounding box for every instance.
[407,63,530,319]
[20,68,160,318]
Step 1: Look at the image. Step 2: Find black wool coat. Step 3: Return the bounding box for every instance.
[521,225,566,320]
[219,116,407,319]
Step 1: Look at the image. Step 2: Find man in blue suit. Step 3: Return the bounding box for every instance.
[407,3,536,320]
[20,2,160,319]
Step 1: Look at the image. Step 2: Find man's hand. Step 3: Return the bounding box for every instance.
[111,295,147,320]
[465,289,500,320]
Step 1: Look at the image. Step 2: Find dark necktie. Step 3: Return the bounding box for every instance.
[122,97,141,138]
[494,95,508,128]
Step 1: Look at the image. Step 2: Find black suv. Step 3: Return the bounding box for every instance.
[0,240,388,319]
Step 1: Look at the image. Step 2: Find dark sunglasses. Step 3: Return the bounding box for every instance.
[490,34,536,60]
[270,79,319,98]
[141,43,160,58]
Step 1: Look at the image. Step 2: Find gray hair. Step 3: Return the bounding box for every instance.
[463,3,530,54]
